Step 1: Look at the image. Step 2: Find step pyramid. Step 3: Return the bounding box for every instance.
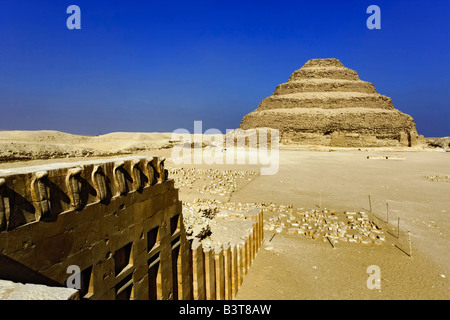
[239,58,423,147]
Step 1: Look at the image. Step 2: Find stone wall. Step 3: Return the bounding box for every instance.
[0,156,263,300]
[0,156,187,300]
[190,209,263,300]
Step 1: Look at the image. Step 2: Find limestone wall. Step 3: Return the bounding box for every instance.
[0,156,188,300]
[190,209,263,300]
[0,157,263,300]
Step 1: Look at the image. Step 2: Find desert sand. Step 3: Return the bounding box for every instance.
[230,149,449,299]
[0,130,448,299]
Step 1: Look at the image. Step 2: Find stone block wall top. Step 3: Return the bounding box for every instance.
[0,155,169,232]
[0,279,79,300]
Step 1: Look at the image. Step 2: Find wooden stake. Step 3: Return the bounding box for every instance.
[394,244,411,258]
[269,233,276,242]
[386,202,389,223]
[319,190,322,209]
[326,236,335,249]
[408,231,412,257]
[368,195,372,213]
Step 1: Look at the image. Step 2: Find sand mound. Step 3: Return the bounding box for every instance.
[0,130,178,162]
[426,137,450,149]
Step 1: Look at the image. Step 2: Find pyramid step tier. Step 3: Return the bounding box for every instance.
[241,108,416,132]
[240,109,418,147]
[273,80,377,95]
[258,93,394,111]
[289,67,360,81]
[302,58,345,68]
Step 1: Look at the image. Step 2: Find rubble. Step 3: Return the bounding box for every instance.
[173,166,387,250]
[183,198,386,247]
[182,204,218,241]
[168,167,258,198]
[425,175,450,183]
[182,202,257,251]
[263,207,385,245]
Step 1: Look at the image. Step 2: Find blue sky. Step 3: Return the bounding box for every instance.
[0,0,449,136]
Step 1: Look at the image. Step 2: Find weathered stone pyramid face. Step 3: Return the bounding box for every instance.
[240,58,422,147]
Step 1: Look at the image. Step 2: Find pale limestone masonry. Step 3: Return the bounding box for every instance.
[0,156,263,300]
[0,156,185,300]
[190,209,263,300]
[0,279,79,300]
[240,58,424,147]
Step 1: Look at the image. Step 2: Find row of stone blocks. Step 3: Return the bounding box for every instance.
[190,209,264,300]
[0,156,184,300]
[0,155,168,231]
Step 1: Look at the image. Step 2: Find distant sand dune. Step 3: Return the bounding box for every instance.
[0,130,447,163]
[0,130,179,161]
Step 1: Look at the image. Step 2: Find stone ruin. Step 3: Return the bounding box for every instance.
[240,58,425,147]
[0,156,264,300]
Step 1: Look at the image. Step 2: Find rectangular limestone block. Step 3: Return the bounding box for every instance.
[259,210,264,246]
[179,244,193,300]
[98,288,116,300]
[250,228,255,265]
[252,225,257,261]
[240,241,247,279]
[38,246,93,284]
[214,246,225,300]
[204,248,215,300]
[230,244,238,299]
[180,275,193,300]
[148,194,165,217]
[0,223,34,255]
[132,274,149,300]
[33,232,78,270]
[245,233,251,270]
[191,239,206,300]
[108,226,133,253]
[133,263,148,284]
[130,198,153,224]
[71,220,102,254]
[133,237,147,258]
[0,279,79,300]
[223,244,232,300]
[163,189,179,208]
[161,179,175,193]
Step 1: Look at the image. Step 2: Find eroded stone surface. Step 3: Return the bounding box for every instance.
[240,58,424,147]
[0,280,79,300]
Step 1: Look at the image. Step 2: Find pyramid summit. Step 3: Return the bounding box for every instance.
[240,58,424,147]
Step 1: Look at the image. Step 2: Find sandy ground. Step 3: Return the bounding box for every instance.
[166,148,449,299]
[0,131,448,299]
[229,149,449,299]
[0,130,178,161]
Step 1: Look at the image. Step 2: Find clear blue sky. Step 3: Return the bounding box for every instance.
[1,0,449,136]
